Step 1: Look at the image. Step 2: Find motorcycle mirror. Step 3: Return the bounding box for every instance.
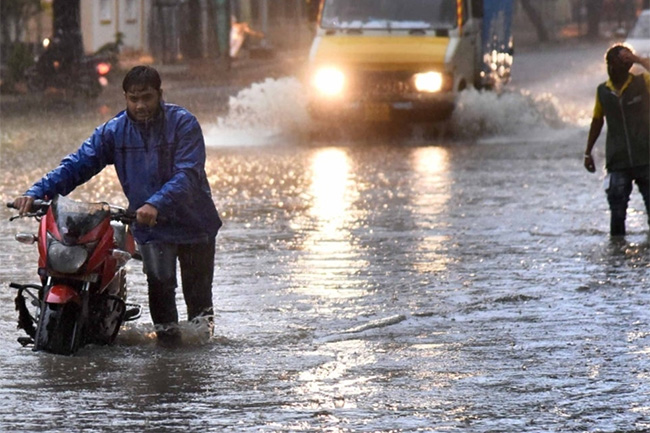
[15,233,37,245]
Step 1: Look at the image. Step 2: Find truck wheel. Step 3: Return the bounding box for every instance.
[34,303,82,355]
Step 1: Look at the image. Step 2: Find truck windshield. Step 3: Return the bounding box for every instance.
[321,0,457,30]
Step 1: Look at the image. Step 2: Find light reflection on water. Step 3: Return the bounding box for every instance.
[292,147,368,298]
[296,339,376,410]
[0,113,475,431]
[410,146,453,274]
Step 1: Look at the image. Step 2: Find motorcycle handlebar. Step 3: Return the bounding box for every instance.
[8,200,161,226]
[6,199,50,211]
[111,209,136,225]
[6,199,50,222]
[111,210,167,226]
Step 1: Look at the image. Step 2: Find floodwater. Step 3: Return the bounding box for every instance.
[1,40,650,432]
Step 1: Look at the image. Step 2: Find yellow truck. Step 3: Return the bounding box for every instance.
[306,0,514,123]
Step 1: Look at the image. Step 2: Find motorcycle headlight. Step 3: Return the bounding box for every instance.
[48,242,88,274]
[312,67,346,97]
[413,71,444,93]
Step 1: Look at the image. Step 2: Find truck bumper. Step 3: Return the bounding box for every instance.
[308,96,455,123]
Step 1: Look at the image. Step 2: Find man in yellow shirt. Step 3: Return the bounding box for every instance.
[584,44,650,237]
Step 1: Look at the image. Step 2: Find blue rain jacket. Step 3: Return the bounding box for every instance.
[26,102,222,244]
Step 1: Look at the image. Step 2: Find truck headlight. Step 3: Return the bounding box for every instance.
[413,71,444,93]
[312,67,345,97]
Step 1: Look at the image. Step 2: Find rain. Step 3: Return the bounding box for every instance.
[1,1,650,432]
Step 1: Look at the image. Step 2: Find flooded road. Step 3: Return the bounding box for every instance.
[2,40,650,432]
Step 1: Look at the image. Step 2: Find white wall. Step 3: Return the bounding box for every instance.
[81,0,149,54]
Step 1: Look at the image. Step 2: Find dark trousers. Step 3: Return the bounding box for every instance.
[138,238,216,328]
[607,166,650,236]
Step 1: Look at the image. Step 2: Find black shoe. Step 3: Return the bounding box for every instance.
[156,325,182,348]
[189,314,214,342]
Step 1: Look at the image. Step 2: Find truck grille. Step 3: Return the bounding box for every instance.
[351,72,415,99]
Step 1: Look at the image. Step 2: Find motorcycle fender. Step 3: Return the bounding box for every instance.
[45,284,81,305]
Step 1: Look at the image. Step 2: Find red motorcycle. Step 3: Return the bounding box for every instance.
[25,37,113,98]
[7,195,142,355]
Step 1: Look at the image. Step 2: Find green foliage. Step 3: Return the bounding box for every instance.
[5,43,34,85]
[0,0,42,21]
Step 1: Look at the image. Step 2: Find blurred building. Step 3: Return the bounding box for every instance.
[513,0,648,41]
[145,0,314,63]
[3,0,650,71]
[80,0,150,54]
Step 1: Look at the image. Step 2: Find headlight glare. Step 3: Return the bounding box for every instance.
[312,67,345,97]
[414,71,444,93]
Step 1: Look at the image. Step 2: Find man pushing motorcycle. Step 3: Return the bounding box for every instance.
[12,66,222,347]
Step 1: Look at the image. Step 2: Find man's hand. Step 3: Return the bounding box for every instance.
[12,196,35,215]
[620,49,650,70]
[136,203,159,227]
[584,154,596,173]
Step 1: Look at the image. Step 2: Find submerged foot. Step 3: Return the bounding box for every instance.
[156,324,182,348]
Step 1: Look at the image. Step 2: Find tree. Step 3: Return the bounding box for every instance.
[0,0,42,89]
[50,0,84,64]
[586,0,604,38]
[0,0,42,45]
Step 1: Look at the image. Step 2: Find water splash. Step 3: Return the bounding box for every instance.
[451,88,566,139]
[116,318,216,348]
[204,77,567,147]
[204,77,311,147]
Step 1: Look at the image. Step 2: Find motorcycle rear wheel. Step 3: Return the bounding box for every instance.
[34,303,82,355]
[75,75,102,98]
[25,66,47,92]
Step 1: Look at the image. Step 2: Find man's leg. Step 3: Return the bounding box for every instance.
[607,171,633,236]
[178,238,216,322]
[138,242,181,344]
[633,166,650,227]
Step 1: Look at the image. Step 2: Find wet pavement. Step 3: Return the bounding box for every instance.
[1,39,650,432]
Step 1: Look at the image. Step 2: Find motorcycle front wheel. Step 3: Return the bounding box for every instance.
[34,302,82,355]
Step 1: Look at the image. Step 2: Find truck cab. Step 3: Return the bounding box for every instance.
[306,0,513,123]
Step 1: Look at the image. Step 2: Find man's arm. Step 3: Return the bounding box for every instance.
[634,54,650,71]
[584,117,604,173]
[145,112,206,215]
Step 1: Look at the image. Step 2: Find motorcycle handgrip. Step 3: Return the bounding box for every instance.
[110,204,167,225]
[114,211,168,225]
[120,212,137,224]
